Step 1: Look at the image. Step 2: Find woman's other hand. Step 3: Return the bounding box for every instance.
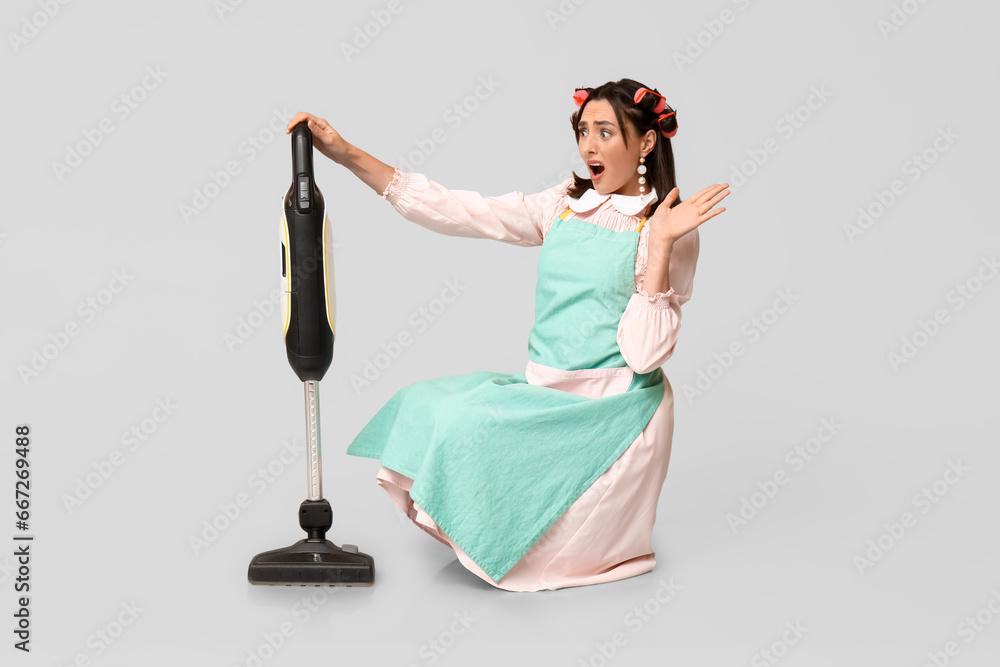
[286,112,352,165]
[648,183,729,246]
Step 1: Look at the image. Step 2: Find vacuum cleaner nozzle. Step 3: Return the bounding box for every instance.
[247,541,375,586]
[247,539,375,586]
[248,499,375,586]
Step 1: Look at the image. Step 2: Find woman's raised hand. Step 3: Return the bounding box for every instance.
[648,183,729,245]
[286,112,352,164]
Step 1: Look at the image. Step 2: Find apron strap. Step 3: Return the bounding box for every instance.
[561,206,649,232]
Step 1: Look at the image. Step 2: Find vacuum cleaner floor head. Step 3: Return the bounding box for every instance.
[248,538,375,587]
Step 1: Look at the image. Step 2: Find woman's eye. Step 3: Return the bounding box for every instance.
[601,130,611,138]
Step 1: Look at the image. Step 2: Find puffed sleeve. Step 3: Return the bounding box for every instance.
[379,166,572,247]
[616,228,700,374]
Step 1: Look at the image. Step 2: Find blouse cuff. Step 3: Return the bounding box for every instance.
[634,287,675,311]
[379,166,411,205]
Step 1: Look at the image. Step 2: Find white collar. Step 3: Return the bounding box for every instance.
[566,186,658,217]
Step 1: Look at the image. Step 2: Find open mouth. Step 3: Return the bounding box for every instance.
[588,162,605,179]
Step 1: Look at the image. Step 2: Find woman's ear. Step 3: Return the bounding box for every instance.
[642,129,658,156]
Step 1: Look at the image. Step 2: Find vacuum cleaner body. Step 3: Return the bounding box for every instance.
[280,126,335,382]
[248,123,375,587]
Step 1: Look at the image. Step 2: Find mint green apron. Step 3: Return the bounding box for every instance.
[346,207,664,582]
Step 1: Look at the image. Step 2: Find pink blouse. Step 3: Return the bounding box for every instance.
[378,167,700,375]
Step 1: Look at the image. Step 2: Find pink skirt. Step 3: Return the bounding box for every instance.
[372,360,676,592]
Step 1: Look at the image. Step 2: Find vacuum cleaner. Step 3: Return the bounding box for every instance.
[247,122,376,586]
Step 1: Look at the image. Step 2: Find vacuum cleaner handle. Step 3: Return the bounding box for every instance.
[281,122,335,382]
[291,123,315,205]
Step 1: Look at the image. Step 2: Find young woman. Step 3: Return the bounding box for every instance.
[285,78,728,592]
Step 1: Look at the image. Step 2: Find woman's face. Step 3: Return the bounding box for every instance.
[577,99,655,197]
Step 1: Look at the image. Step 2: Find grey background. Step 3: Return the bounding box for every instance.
[2,0,998,664]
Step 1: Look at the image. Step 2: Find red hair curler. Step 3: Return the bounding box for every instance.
[633,87,667,114]
[657,110,678,138]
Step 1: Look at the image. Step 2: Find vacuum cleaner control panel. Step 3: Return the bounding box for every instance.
[297,175,311,211]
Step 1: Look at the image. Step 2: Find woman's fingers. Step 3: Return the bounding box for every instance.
[699,183,729,202]
[286,111,309,133]
[700,206,727,223]
[687,182,729,204]
[286,111,327,133]
[283,112,349,163]
[686,183,722,201]
[698,186,730,215]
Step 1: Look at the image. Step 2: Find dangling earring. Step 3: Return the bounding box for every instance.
[637,156,647,193]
